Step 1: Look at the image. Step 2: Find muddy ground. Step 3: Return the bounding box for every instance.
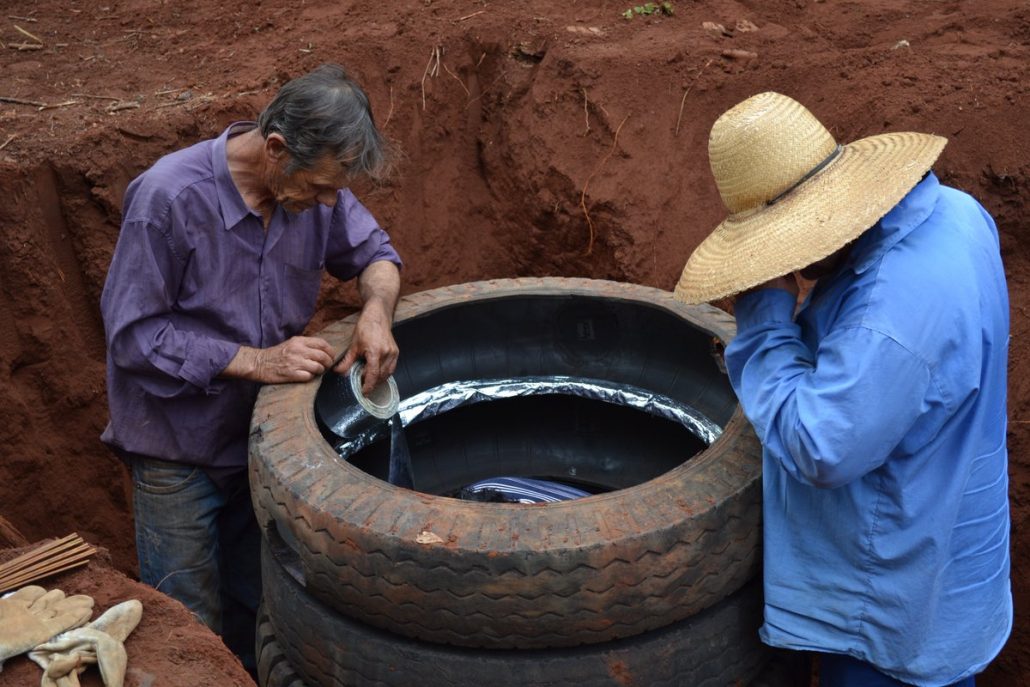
[0,542,254,687]
[0,0,1028,684]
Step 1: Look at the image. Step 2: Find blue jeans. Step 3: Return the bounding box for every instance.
[132,457,261,673]
[819,653,976,687]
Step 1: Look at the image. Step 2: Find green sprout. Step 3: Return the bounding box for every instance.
[623,2,674,19]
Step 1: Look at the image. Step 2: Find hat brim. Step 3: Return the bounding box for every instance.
[673,132,947,304]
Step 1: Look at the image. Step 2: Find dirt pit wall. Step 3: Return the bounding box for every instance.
[0,0,1028,683]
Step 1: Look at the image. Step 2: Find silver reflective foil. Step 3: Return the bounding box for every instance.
[334,376,722,458]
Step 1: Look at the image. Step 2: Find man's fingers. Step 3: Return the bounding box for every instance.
[335,346,359,374]
[296,356,326,377]
[361,352,382,394]
[306,337,335,356]
[306,347,334,371]
[381,349,399,378]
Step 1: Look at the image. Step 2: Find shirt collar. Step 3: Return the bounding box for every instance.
[212,121,260,231]
[845,171,941,274]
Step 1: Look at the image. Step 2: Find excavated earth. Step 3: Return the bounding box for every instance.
[0,540,254,686]
[0,0,1028,684]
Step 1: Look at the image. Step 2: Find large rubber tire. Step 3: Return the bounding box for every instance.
[257,616,809,687]
[260,533,772,687]
[250,278,762,649]
[257,611,305,687]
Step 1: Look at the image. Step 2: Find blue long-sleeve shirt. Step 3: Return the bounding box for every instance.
[725,173,1011,686]
[100,123,401,473]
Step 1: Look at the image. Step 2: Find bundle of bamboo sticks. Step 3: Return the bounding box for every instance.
[0,534,96,594]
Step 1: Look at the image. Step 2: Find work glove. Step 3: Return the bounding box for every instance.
[0,586,93,669]
[29,599,143,687]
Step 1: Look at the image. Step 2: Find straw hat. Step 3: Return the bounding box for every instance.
[673,92,947,304]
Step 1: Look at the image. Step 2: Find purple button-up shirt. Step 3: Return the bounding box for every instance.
[100,122,401,473]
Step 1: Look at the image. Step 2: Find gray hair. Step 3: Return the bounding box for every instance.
[258,64,391,181]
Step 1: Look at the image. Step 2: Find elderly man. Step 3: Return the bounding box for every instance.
[675,92,1011,686]
[100,64,402,670]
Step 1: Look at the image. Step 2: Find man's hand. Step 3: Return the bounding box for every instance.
[335,300,399,394]
[333,260,401,394]
[221,336,335,383]
[736,274,800,301]
[757,274,800,297]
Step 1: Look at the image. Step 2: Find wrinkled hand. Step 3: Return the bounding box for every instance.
[221,336,335,384]
[255,336,335,383]
[29,599,142,687]
[761,274,800,297]
[334,301,399,394]
[0,587,94,667]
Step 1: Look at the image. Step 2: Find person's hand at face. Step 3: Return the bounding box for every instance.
[754,274,800,298]
[731,273,800,305]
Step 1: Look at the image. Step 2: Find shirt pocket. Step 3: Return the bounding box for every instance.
[280,261,324,336]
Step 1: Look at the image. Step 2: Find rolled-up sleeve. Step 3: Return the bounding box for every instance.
[101,218,240,396]
[725,288,932,488]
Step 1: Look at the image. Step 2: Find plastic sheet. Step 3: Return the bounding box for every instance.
[333,376,722,457]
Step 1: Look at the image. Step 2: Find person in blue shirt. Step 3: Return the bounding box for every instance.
[674,92,1011,687]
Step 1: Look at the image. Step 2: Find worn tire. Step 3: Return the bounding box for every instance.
[258,606,807,687]
[250,278,762,649]
[261,532,771,687]
[257,610,306,687]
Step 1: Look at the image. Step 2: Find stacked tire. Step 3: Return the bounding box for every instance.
[250,278,797,686]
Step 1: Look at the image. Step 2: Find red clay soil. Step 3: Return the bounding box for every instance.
[0,542,254,687]
[0,0,1027,684]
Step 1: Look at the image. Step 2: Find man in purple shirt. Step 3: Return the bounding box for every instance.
[100,65,402,671]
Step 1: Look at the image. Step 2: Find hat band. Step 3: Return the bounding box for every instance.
[766,144,843,206]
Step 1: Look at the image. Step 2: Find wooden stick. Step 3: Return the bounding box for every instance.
[441,61,469,97]
[13,24,44,45]
[72,93,122,101]
[0,134,15,151]
[37,100,79,111]
[7,16,38,23]
[420,46,441,110]
[0,534,87,568]
[0,559,92,593]
[0,534,79,575]
[107,101,140,112]
[0,548,95,585]
[675,58,712,135]
[580,114,630,255]
[0,539,93,574]
[0,542,95,587]
[7,42,43,51]
[0,95,46,107]
[456,10,486,22]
